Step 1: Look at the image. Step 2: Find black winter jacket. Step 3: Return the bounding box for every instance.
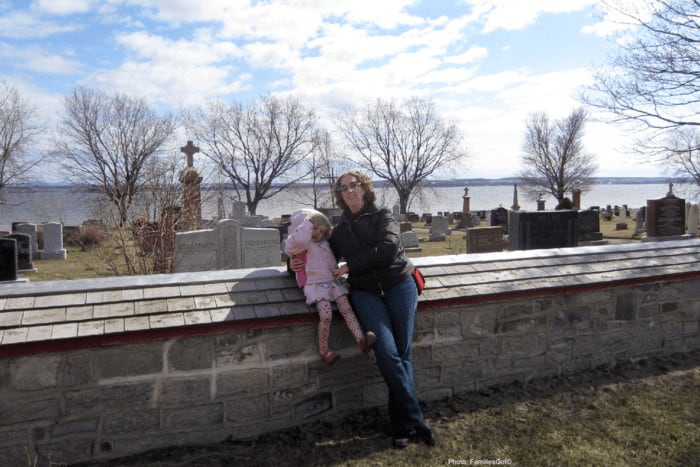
[329,202,414,294]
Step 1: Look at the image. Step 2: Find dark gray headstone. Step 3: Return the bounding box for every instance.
[577,209,603,241]
[508,210,578,250]
[646,194,685,237]
[7,233,34,271]
[0,237,18,281]
[490,207,509,234]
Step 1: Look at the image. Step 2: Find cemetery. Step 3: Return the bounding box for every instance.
[2,157,700,464]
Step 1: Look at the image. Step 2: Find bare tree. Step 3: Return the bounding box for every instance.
[301,129,348,210]
[0,81,42,194]
[54,87,177,225]
[584,0,700,175]
[187,94,318,215]
[519,108,597,203]
[337,97,468,214]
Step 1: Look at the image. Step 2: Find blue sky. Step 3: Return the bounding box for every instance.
[0,0,662,180]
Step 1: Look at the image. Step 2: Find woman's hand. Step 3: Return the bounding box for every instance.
[290,255,305,272]
[332,263,349,278]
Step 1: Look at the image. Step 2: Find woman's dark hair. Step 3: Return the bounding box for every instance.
[332,171,377,210]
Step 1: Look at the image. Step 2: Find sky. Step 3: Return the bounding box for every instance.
[0,0,664,181]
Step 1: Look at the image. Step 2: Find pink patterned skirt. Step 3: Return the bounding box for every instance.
[303,280,349,305]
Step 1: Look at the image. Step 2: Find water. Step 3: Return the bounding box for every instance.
[1,183,696,231]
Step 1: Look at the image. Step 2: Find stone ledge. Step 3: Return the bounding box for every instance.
[2,239,700,353]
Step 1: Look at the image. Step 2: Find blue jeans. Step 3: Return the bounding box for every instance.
[350,275,424,436]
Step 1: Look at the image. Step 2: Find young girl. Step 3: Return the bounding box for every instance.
[284,209,375,364]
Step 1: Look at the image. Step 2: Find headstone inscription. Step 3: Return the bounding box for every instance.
[0,237,18,281]
[646,191,685,237]
[508,210,578,251]
[40,222,67,260]
[174,219,281,272]
[466,226,504,253]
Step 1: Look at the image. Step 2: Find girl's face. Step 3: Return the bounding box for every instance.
[311,221,328,242]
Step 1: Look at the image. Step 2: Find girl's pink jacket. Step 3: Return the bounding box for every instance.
[284,209,338,288]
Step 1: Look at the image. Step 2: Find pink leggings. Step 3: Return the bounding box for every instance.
[316,295,364,356]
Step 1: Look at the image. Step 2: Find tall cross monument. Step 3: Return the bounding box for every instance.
[179,140,203,230]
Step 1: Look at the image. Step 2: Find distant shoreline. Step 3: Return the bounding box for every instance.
[2,176,684,192]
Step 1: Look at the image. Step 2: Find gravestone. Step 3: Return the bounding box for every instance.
[401,231,421,252]
[7,232,36,272]
[508,210,578,250]
[14,223,38,257]
[429,215,449,241]
[645,192,685,238]
[466,226,504,253]
[40,222,67,260]
[634,207,646,235]
[490,207,509,234]
[174,219,281,272]
[688,203,699,236]
[0,237,18,281]
[400,222,412,233]
[231,201,246,219]
[577,209,603,242]
[179,140,203,230]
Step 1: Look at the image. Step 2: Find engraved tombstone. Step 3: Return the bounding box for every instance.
[646,190,685,237]
[490,207,509,234]
[466,226,504,253]
[508,210,578,250]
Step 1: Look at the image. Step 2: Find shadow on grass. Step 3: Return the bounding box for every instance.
[76,349,700,467]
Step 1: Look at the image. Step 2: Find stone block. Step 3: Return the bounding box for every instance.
[168,335,214,371]
[35,438,97,466]
[434,310,463,338]
[94,344,162,379]
[0,398,61,425]
[413,366,440,392]
[614,293,636,320]
[50,417,99,437]
[501,333,546,359]
[65,382,154,415]
[551,307,591,327]
[271,363,306,390]
[63,354,92,386]
[103,409,160,434]
[225,394,270,422]
[164,403,224,428]
[0,445,33,467]
[160,377,210,404]
[465,309,498,336]
[217,369,269,398]
[441,362,481,389]
[497,314,547,334]
[431,342,480,365]
[10,354,60,390]
[294,392,333,421]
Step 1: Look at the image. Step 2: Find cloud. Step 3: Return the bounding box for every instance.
[0,42,82,74]
[0,11,78,38]
[34,0,95,15]
[460,0,597,32]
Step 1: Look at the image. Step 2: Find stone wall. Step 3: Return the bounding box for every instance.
[1,240,699,464]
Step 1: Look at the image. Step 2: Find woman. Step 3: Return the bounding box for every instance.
[325,170,435,449]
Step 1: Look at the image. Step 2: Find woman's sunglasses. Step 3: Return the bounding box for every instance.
[337,181,361,192]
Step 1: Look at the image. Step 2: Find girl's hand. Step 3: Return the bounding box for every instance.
[332,264,349,278]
